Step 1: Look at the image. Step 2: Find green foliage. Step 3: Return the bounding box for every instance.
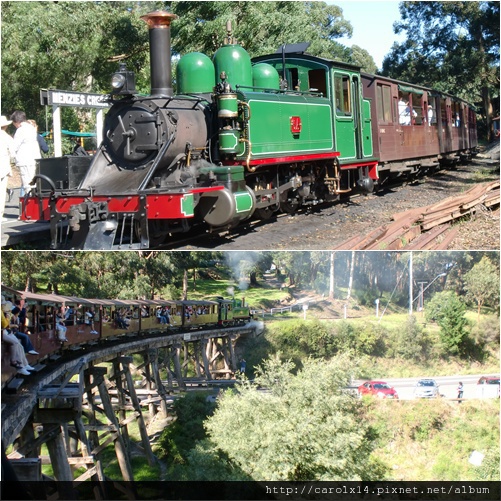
[171,1,352,59]
[0,1,151,126]
[386,315,431,361]
[471,447,500,481]
[158,392,215,467]
[471,316,501,347]
[463,255,500,316]
[205,356,388,481]
[366,399,500,481]
[183,439,251,481]
[266,319,337,363]
[426,291,469,356]
[354,286,379,307]
[381,1,499,139]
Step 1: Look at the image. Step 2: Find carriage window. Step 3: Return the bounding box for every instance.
[411,94,423,125]
[334,74,351,116]
[427,97,437,125]
[452,102,461,127]
[377,83,392,123]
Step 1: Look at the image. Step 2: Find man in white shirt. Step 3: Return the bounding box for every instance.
[10,110,41,198]
[0,115,15,221]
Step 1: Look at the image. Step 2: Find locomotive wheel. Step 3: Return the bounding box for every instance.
[134,220,167,248]
[255,207,277,220]
[280,198,300,214]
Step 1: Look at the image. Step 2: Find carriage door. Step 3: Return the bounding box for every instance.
[334,72,364,162]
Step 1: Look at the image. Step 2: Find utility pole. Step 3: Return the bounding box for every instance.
[409,252,413,315]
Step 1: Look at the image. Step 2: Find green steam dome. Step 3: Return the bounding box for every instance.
[177,52,215,94]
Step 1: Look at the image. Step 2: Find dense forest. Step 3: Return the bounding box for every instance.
[1,250,498,310]
[1,1,498,141]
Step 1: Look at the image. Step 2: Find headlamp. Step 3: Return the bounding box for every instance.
[111,73,126,90]
[110,63,136,96]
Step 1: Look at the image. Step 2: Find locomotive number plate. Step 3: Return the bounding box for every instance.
[290,116,302,134]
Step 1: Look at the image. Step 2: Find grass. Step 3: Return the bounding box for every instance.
[187,277,292,309]
[365,398,500,481]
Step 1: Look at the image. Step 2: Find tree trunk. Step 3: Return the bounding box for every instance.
[329,252,335,299]
[346,251,355,300]
[183,269,188,300]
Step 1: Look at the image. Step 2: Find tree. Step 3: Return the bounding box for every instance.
[0,1,161,129]
[158,392,215,468]
[382,1,500,140]
[463,255,500,320]
[170,1,352,59]
[204,355,387,481]
[425,291,469,356]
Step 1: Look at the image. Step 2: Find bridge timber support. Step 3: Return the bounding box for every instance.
[1,324,259,488]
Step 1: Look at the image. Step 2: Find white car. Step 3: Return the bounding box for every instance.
[414,378,439,398]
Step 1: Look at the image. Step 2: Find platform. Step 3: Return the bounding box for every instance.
[1,188,50,248]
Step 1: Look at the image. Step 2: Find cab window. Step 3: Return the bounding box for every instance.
[334,74,352,116]
[308,68,327,96]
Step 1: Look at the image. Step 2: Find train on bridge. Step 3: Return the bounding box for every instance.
[1,285,253,388]
[20,10,478,249]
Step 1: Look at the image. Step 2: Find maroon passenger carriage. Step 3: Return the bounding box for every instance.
[362,73,478,182]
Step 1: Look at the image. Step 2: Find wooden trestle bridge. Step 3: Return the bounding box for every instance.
[1,323,260,489]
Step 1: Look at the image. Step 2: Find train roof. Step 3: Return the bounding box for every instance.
[361,71,476,107]
[182,300,218,306]
[253,50,473,108]
[252,52,361,73]
[1,286,217,308]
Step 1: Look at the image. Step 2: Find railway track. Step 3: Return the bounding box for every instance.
[335,180,500,250]
[3,163,498,251]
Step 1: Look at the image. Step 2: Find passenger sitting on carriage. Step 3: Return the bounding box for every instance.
[9,307,38,355]
[2,310,35,376]
[156,307,168,324]
[115,312,128,329]
[64,306,75,326]
[55,315,68,342]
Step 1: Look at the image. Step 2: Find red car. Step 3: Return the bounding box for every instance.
[477,376,500,398]
[358,380,399,399]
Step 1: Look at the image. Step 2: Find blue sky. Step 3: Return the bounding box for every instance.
[327,1,406,69]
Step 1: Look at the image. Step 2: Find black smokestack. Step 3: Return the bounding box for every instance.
[140,11,178,97]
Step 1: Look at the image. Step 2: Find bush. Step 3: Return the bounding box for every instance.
[267,319,338,362]
[158,392,215,466]
[386,315,431,361]
[354,287,380,307]
[426,291,469,356]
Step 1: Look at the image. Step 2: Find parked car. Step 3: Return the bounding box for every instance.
[414,378,439,398]
[476,376,500,398]
[358,381,398,399]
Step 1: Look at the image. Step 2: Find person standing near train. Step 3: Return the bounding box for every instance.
[0,115,14,222]
[10,110,41,198]
[27,119,49,156]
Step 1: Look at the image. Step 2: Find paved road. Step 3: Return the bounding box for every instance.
[352,374,500,400]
